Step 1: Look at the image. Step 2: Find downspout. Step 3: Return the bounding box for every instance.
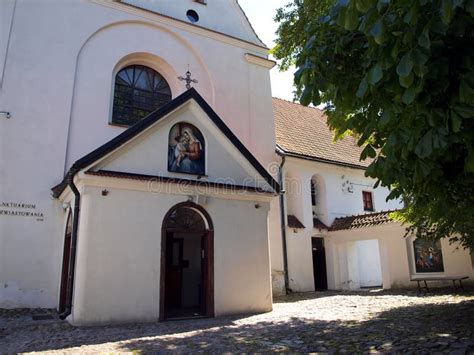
[277,150,291,294]
[59,170,80,320]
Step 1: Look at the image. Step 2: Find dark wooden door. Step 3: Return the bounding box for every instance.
[160,202,215,321]
[312,238,328,290]
[59,232,72,313]
[165,234,184,310]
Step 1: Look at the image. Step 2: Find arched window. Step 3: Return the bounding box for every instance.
[112,65,172,126]
[311,180,317,206]
[164,207,207,231]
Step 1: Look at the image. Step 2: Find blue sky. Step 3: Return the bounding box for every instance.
[239,0,295,101]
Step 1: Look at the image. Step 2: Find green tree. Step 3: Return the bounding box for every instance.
[274,0,474,249]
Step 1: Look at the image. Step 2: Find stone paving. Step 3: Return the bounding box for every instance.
[1,289,473,353]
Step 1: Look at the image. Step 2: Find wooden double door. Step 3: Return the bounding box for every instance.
[163,231,212,319]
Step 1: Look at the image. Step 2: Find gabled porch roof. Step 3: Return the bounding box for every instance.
[52,88,280,198]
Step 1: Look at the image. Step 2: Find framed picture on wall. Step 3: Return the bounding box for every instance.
[413,239,444,273]
[168,122,205,176]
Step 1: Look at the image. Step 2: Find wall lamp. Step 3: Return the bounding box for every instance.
[0,111,11,119]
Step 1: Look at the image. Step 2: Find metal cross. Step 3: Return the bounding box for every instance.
[178,66,198,90]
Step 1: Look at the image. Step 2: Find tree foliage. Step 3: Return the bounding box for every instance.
[274,0,474,249]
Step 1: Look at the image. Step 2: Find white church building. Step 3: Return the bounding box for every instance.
[0,0,472,325]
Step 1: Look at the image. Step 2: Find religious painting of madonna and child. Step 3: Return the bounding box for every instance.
[168,122,205,175]
[413,239,444,273]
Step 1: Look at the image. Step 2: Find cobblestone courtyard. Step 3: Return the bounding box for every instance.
[1,289,473,353]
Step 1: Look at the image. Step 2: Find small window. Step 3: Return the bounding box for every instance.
[362,191,374,211]
[186,9,199,23]
[311,180,317,206]
[112,65,171,126]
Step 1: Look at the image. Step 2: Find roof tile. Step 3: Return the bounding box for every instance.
[313,218,329,230]
[287,215,305,229]
[273,98,370,168]
[330,210,399,231]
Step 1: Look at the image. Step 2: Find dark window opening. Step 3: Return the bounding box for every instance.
[112,65,171,126]
[186,9,199,23]
[362,191,374,212]
[311,180,317,206]
[164,207,207,231]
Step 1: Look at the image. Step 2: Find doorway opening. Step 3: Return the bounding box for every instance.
[160,202,214,320]
[312,237,328,290]
[59,210,72,313]
[356,239,383,288]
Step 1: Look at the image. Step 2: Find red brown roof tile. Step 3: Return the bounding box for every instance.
[330,210,399,231]
[313,218,329,230]
[287,215,305,229]
[273,98,371,169]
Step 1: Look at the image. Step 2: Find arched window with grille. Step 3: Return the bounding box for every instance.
[112,65,172,126]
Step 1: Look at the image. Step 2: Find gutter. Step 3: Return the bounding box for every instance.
[276,145,369,171]
[276,149,291,294]
[59,170,80,320]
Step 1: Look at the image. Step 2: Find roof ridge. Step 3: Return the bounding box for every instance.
[333,209,400,221]
[329,209,402,231]
[272,97,324,113]
[235,0,267,47]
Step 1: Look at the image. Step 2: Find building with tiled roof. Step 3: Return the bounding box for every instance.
[270,98,473,296]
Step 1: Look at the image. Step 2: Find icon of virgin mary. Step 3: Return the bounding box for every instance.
[168,123,205,175]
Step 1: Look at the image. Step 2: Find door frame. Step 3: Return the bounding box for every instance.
[159,202,214,321]
[59,210,72,313]
[312,237,328,290]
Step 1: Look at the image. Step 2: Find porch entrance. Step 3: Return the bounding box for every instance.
[160,202,214,320]
[312,237,328,290]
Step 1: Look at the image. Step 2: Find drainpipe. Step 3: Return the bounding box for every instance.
[277,150,291,294]
[59,170,80,320]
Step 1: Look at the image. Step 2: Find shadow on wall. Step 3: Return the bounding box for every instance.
[2,290,473,353]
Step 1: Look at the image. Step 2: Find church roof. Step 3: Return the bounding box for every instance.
[52,89,280,197]
[273,98,371,169]
[330,210,399,231]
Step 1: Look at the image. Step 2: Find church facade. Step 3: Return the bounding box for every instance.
[0,0,472,325]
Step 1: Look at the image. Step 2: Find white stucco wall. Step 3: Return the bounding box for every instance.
[278,157,402,292]
[70,182,272,325]
[327,224,474,290]
[268,196,285,295]
[0,1,276,309]
[97,101,273,191]
[121,0,264,46]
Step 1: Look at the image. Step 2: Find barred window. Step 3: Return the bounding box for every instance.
[112,65,172,126]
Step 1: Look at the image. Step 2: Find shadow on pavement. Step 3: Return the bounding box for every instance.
[1,293,473,353]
